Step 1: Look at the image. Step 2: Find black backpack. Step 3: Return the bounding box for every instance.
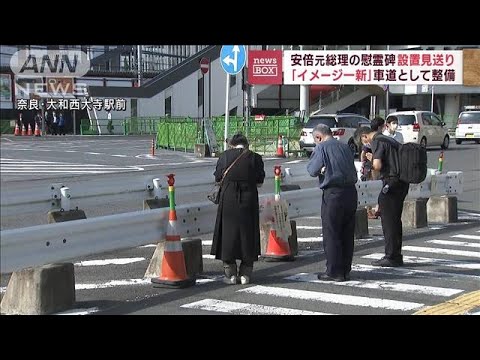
[397,142,428,184]
[375,135,428,184]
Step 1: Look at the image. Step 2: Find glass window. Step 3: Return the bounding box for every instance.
[421,113,432,125]
[459,112,480,124]
[305,116,337,129]
[393,114,416,125]
[165,96,172,116]
[430,114,443,126]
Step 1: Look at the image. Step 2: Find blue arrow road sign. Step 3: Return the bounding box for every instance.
[220,45,246,75]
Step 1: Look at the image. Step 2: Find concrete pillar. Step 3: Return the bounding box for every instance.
[1,263,75,315]
[355,208,369,239]
[427,196,458,223]
[402,199,428,228]
[144,238,203,279]
[300,85,310,117]
[444,94,461,127]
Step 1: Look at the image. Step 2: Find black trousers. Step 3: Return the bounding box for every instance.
[321,185,358,277]
[378,181,409,260]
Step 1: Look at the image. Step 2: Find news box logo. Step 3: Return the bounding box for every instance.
[248,50,283,85]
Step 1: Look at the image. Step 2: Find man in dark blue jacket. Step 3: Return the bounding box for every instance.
[307,124,358,282]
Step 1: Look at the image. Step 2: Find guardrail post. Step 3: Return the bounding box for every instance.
[143,178,169,210]
[427,196,458,223]
[401,199,428,228]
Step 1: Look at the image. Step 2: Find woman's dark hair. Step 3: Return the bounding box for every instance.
[229,133,249,147]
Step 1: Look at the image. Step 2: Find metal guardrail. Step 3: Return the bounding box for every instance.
[0,172,464,274]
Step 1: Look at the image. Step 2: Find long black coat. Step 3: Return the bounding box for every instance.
[211,148,265,262]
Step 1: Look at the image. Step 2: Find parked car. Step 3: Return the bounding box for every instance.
[386,111,450,149]
[455,107,480,144]
[299,113,370,155]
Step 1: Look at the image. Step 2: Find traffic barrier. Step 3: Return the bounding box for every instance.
[1,172,465,274]
[143,178,169,210]
[263,165,294,262]
[151,174,195,288]
[402,199,428,228]
[427,196,458,223]
[276,135,285,158]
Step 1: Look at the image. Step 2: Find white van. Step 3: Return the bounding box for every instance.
[386,111,450,149]
[455,108,480,144]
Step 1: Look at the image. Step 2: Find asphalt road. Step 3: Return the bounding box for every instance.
[1,135,479,315]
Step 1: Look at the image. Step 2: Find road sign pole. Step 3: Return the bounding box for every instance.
[224,73,230,152]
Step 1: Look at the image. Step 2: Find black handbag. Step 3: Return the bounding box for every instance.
[207,149,248,204]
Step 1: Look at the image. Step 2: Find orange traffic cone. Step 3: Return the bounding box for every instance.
[264,229,294,262]
[27,123,33,136]
[34,123,42,137]
[21,124,27,136]
[14,123,20,136]
[151,174,196,288]
[276,135,285,158]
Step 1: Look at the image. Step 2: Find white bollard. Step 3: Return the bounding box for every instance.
[60,187,71,211]
[153,178,163,199]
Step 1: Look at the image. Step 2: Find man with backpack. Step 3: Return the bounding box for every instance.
[355,124,415,267]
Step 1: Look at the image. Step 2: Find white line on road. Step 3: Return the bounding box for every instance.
[451,234,480,241]
[111,154,129,157]
[238,285,424,311]
[85,152,103,155]
[180,299,330,315]
[363,253,480,270]
[74,258,145,266]
[403,246,480,258]
[352,264,480,280]
[75,276,221,290]
[296,225,322,230]
[285,273,463,297]
[426,240,480,248]
[55,307,100,315]
[284,160,304,164]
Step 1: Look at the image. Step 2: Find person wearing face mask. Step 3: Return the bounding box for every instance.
[383,116,404,144]
[354,126,409,267]
[307,124,358,282]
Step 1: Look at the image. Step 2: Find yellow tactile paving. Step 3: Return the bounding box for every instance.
[414,290,480,315]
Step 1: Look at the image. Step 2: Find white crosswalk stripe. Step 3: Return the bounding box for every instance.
[181,299,330,315]
[403,245,480,258]
[0,158,143,175]
[451,234,480,241]
[285,273,463,297]
[426,240,480,248]
[363,253,480,270]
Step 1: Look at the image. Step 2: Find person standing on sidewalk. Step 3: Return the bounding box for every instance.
[307,124,358,282]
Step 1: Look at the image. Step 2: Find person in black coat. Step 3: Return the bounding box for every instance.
[211,133,265,285]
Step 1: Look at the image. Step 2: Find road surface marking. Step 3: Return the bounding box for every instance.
[238,285,424,311]
[285,273,463,297]
[451,234,480,241]
[181,299,330,315]
[403,246,480,258]
[74,257,145,266]
[297,225,322,230]
[414,290,480,315]
[363,253,480,270]
[352,264,480,280]
[55,307,100,315]
[426,240,480,248]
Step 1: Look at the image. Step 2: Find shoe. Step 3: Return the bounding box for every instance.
[240,275,250,285]
[317,273,345,282]
[223,275,238,285]
[371,256,403,267]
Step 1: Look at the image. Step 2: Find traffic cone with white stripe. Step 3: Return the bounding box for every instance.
[34,122,42,136]
[14,123,20,136]
[27,123,33,136]
[264,165,294,262]
[21,124,27,136]
[276,135,285,158]
[151,173,196,288]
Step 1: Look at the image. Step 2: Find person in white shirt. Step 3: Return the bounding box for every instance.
[383,116,404,144]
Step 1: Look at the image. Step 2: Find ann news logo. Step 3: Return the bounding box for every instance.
[10,49,90,78]
[248,50,283,85]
